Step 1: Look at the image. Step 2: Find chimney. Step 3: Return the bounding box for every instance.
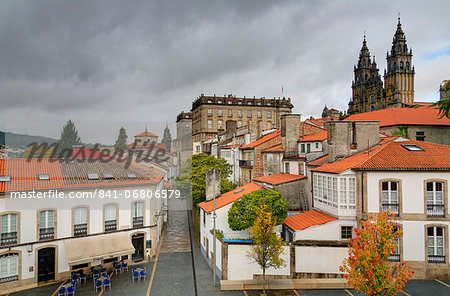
[205,168,220,202]
[225,120,237,140]
[281,114,301,158]
[325,121,352,162]
[352,121,380,152]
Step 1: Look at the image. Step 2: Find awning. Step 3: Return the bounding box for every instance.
[65,232,135,265]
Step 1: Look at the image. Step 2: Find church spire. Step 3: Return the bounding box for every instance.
[357,34,371,69]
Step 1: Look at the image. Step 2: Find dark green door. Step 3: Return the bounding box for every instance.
[38,247,55,283]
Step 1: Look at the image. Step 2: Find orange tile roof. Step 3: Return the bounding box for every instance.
[198,182,262,213]
[240,130,281,149]
[306,117,338,128]
[312,138,450,174]
[135,130,158,137]
[345,107,450,127]
[307,155,329,167]
[222,144,242,149]
[283,210,337,231]
[299,130,328,142]
[253,173,306,185]
[0,159,162,193]
[262,144,285,153]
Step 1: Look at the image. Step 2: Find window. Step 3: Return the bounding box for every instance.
[381,181,399,216]
[103,173,114,179]
[237,121,242,128]
[207,120,212,129]
[228,100,232,105]
[306,143,311,153]
[38,174,50,180]
[218,120,223,130]
[218,100,222,104]
[203,211,206,225]
[236,110,241,118]
[73,207,87,236]
[406,62,410,69]
[427,182,444,217]
[267,111,272,118]
[196,145,201,153]
[133,202,144,227]
[349,178,356,208]
[87,173,99,180]
[247,110,252,117]
[257,111,262,118]
[370,95,374,103]
[0,253,18,283]
[315,142,319,149]
[238,101,242,105]
[104,204,117,232]
[285,162,290,173]
[400,61,404,69]
[389,226,400,262]
[0,176,11,182]
[247,101,252,105]
[416,131,425,141]
[1,214,17,245]
[228,109,233,116]
[300,144,305,153]
[340,178,347,209]
[401,144,424,151]
[207,109,212,116]
[39,210,54,240]
[341,226,353,239]
[127,173,137,179]
[217,109,223,116]
[427,226,445,263]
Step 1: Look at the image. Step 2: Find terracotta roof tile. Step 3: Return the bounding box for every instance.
[345,107,450,127]
[253,173,306,185]
[198,182,262,213]
[283,210,337,231]
[135,130,158,137]
[262,144,285,153]
[240,130,281,149]
[299,131,328,142]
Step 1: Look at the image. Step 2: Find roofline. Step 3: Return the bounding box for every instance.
[354,168,450,171]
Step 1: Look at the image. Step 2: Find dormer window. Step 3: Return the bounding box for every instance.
[401,144,424,151]
[127,173,137,179]
[87,173,99,180]
[0,175,11,182]
[103,173,114,179]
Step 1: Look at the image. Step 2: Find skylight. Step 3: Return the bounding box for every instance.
[401,144,424,151]
[38,174,50,181]
[0,175,11,182]
[87,173,99,180]
[103,173,114,179]
[127,173,137,179]
[234,189,244,194]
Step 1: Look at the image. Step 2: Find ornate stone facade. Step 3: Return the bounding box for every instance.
[348,18,415,115]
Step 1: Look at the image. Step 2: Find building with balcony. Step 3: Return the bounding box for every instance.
[0,158,166,293]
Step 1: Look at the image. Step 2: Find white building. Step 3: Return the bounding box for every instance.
[0,158,166,293]
[219,144,242,183]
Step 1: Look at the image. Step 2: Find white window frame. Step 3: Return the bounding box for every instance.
[39,210,54,230]
[104,204,117,222]
[0,254,18,281]
[74,207,87,226]
[427,226,444,257]
[133,202,144,218]
[1,214,17,235]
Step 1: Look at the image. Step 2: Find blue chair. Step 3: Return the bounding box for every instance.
[132,271,139,282]
[121,262,128,272]
[114,263,121,274]
[93,269,100,279]
[94,280,102,292]
[79,272,87,283]
[100,268,107,276]
[103,279,111,290]
[140,270,147,281]
[67,286,76,296]
[71,280,77,287]
[58,288,66,295]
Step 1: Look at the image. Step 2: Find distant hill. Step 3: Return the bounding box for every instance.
[0,131,58,149]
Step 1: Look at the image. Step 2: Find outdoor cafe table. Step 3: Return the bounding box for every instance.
[134,267,144,273]
[97,275,109,283]
[62,282,73,289]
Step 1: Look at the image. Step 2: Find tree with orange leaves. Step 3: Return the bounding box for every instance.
[340,211,413,296]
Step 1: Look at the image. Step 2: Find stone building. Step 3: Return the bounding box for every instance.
[190,94,293,144]
[161,123,172,153]
[348,18,415,114]
[175,112,192,166]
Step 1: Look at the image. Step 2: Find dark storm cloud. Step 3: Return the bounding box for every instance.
[0,0,449,144]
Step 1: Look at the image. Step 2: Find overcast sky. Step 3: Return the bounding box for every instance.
[0,0,449,145]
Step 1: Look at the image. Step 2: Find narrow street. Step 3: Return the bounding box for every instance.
[148,197,242,296]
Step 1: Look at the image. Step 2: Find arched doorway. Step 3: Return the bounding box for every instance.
[37,247,55,283]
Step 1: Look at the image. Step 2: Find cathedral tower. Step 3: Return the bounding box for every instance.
[384,17,415,106]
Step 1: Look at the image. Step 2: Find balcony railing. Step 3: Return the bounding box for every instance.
[105,220,117,232]
[388,254,400,262]
[427,204,445,218]
[133,216,143,228]
[39,227,54,240]
[0,274,19,284]
[1,232,17,246]
[74,223,87,236]
[382,203,399,216]
[428,255,445,263]
[239,160,253,167]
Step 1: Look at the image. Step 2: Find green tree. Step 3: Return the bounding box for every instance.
[176,153,232,205]
[56,120,82,158]
[114,127,128,153]
[247,205,285,296]
[340,211,413,296]
[430,80,450,119]
[228,189,288,231]
[392,126,409,138]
